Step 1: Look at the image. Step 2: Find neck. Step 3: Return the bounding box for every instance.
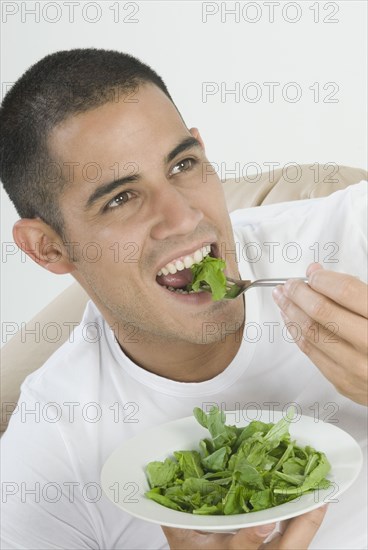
[114,322,245,382]
[79,279,246,382]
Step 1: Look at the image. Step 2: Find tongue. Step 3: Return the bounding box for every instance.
[156,268,193,289]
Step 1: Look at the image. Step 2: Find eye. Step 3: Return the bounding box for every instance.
[106,190,135,210]
[170,158,196,176]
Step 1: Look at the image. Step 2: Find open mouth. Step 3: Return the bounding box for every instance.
[156,243,218,295]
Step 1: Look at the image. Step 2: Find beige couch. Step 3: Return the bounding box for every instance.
[1,164,367,433]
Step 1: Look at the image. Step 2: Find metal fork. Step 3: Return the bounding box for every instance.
[224,277,309,299]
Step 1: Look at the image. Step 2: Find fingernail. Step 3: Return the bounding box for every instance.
[272,285,283,301]
[307,262,323,277]
[283,279,292,292]
[256,523,276,537]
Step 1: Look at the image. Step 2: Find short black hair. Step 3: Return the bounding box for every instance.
[0,48,174,237]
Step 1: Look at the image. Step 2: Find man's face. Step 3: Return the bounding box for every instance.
[50,83,243,345]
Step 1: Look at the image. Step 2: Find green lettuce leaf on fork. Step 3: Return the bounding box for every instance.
[187,256,227,301]
[145,406,332,516]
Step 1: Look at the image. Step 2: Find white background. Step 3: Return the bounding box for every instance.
[1,0,367,343]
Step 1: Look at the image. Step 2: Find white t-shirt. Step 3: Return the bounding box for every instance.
[1,182,367,550]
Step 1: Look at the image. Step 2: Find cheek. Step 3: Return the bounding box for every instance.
[75,219,144,261]
[205,190,232,231]
[202,178,230,213]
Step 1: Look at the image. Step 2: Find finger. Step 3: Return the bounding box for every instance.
[229,523,277,549]
[161,526,230,549]
[277,280,367,351]
[276,506,328,549]
[307,268,368,318]
[281,313,365,376]
[286,325,368,405]
[259,522,286,549]
[278,300,364,366]
[161,524,277,550]
[261,533,282,549]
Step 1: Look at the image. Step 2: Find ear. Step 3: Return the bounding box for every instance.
[189,127,205,152]
[12,218,75,275]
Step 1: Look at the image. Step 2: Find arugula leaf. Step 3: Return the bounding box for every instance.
[145,406,332,516]
[145,488,183,511]
[193,407,208,428]
[263,406,294,446]
[146,458,179,488]
[300,452,331,491]
[187,256,227,301]
[282,457,306,476]
[223,482,248,515]
[202,446,231,472]
[203,406,238,450]
[182,478,226,503]
[233,456,265,490]
[233,420,271,451]
[249,489,273,512]
[174,451,204,479]
[193,503,222,515]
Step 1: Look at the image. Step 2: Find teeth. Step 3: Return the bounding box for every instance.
[183,256,193,268]
[157,244,212,277]
[193,249,203,263]
[165,286,204,295]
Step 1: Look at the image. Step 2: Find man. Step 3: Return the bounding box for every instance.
[0,49,367,549]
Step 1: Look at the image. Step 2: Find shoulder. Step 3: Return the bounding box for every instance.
[21,300,112,400]
[231,181,367,279]
[230,180,367,227]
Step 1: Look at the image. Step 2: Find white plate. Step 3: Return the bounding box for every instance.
[101,410,363,531]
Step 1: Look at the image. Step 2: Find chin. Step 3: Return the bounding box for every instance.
[178,305,244,346]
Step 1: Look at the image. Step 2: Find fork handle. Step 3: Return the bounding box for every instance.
[251,277,309,288]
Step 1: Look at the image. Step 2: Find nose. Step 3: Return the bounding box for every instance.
[149,185,204,241]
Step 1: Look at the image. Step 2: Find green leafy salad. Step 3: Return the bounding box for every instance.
[187,256,228,301]
[144,406,331,515]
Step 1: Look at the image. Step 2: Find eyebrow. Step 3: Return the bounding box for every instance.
[85,173,139,211]
[85,136,202,211]
[165,136,202,164]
